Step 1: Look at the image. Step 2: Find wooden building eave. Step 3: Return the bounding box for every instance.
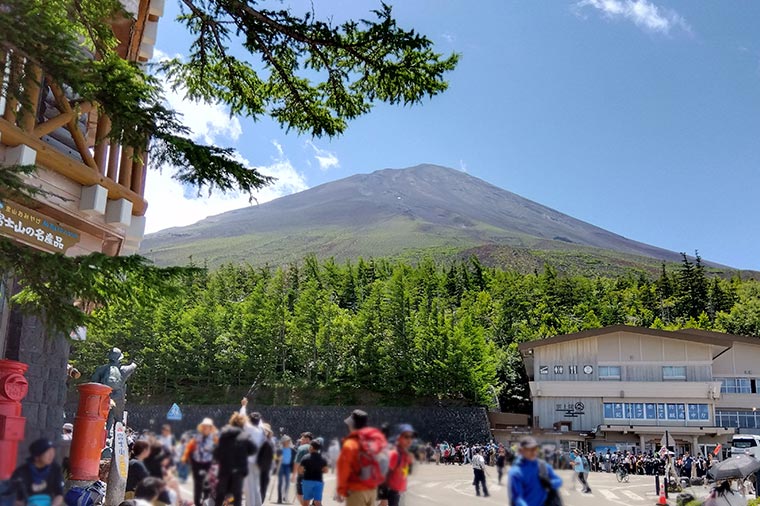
[0,118,148,216]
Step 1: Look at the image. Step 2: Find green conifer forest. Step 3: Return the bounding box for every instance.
[73,254,760,412]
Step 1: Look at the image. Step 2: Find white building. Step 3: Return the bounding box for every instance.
[518,326,760,455]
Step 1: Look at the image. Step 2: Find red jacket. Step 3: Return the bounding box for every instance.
[386,448,412,492]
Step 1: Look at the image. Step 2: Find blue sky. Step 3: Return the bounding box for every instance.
[147,0,760,270]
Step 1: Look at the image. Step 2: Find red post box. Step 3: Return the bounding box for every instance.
[69,382,112,481]
[0,359,29,480]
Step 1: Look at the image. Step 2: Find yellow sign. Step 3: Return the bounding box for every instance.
[115,422,129,478]
[0,199,79,253]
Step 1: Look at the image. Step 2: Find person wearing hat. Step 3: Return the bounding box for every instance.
[276,435,295,504]
[508,437,562,506]
[336,409,387,506]
[11,438,64,506]
[60,424,73,442]
[182,418,218,506]
[378,424,416,506]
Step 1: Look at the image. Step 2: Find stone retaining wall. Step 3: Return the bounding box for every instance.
[76,404,493,443]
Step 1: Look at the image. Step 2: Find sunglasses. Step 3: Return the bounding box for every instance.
[400,434,414,439]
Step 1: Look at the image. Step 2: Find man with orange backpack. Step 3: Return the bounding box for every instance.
[335,410,388,506]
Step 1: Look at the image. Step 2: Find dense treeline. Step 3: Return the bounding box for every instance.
[73,254,760,411]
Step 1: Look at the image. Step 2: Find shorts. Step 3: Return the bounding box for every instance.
[296,474,304,495]
[301,480,324,502]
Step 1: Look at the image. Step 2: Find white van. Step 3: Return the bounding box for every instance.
[731,435,760,459]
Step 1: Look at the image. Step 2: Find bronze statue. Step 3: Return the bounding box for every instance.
[92,348,137,432]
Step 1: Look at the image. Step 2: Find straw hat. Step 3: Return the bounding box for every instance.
[197,418,217,431]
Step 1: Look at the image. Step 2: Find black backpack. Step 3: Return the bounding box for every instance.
[538,460,563,506]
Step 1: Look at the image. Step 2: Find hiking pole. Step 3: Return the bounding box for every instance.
[245,371,264,400]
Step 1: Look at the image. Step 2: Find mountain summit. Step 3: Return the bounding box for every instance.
[142,164,682,269]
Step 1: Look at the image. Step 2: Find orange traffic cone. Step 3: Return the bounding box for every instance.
[657,482,668,505]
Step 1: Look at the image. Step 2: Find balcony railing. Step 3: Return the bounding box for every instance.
[0,46,148,216]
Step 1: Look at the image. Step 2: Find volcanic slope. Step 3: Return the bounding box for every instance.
[141,164,688,271]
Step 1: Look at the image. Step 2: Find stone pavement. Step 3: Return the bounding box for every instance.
[179,463,739,506]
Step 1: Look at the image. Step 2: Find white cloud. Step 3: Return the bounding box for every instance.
[576,0,690,34]
[144,145,308,234]
[306,140,340,171]
[154,49,242,144]
[142,50,308,234]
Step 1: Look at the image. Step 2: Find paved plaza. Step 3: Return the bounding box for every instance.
[179,463,741,506]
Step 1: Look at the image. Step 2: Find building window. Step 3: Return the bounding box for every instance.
[717,410,760,429]
[604,403,626,419]
[688,404,710,421]
[663,366,687,381]
[603,402,705,421]
[599,366,621,380]
[717,378,752,394]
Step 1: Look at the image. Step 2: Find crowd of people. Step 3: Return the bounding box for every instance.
[11,407,753,506]
[560,448,716,478]
[118,402,416,506]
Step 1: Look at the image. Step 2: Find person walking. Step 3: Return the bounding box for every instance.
[214,413,257,506]
[276,435,295,504]
[327,439,340,474]
[379,425,415,506]
[257,423,275,503]
[182,418,218,506]
[336,409,387,506]
[293,432,314,506]
[239,398,265,506]
[572,449,591,493]
[297,441,329,506]
[496,447,507,485]
[508,437,563,506]
[159,425,176,455]
[472,448,489,497]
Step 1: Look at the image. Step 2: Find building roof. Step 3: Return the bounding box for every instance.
[517,325,760,353]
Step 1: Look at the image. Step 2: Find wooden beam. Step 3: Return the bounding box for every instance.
[49,83,98,171]
[32,111,74,137]
[32,102,94,138]
[131,150,146,195]
[118,145,134,188]
[3,53,22,124]
[18,63,42,132]
[93,113,111,174]
[0,117,148,215]
[107,141,120,180]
